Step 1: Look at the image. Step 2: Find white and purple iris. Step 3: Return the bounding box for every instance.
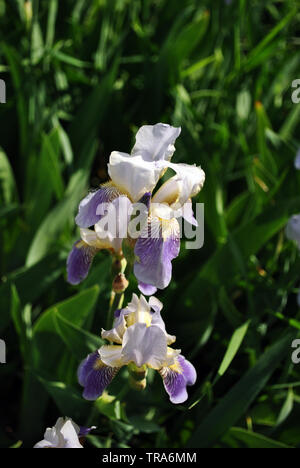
[78,293,196,404]
[33,417,95,448]
[67,123,205,294]
[286,214,300,306]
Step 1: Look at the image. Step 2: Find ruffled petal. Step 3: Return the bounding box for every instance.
[134,217,180,290]
[131,123,181,162]
[78,351,119,401]
[150,311,176,345]
[94,195,132,253]
[159,355,197,404]
[121,322,168,369]
[149,296,163,314]
[101,313,127,344]
[67,240,98,285]
[108,152,163,202]
[99,344,125,368]
[152,176,182,205]
[162,162,205,205]
[77,351,100,386]
[138,282,157,296]
[75,184,122,228]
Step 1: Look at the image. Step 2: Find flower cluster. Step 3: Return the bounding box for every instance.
[67,123,205,294]
[78,294,196,404]
[69,123,205,409]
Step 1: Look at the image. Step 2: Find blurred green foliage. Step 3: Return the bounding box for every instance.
[0,0,300,448]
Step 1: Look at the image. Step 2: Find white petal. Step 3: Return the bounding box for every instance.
[150,311,176,345]
[108,151,162,202]
[60,420,83,448]
[180,199,198,226]
[80,228,103,248]
[131,123,181,162]
[152,176,182,205]
[34,439,56,448]
[99,344,125,367]
[149,296,163,313]
[163,162,205,205]
[126,293,140,313]
[101,313,127,344]
[150,202,175,220]
[122,323,168,369]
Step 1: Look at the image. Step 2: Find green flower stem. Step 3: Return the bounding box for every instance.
[105,256,127,329]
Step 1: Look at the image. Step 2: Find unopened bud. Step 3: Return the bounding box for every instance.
[24,1,33,25]
[112,273,129,293]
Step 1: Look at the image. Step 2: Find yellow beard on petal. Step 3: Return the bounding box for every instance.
[93,358,106,370]
[168,359,182,374]
[126,310,152,328]
[105,180,133,202]
[161,217,180,241]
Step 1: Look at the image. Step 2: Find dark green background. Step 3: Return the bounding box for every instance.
[0,0,300,448]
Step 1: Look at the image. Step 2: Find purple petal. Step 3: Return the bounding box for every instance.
[78,352,119,401]
[78,426,96,437]
[114,309,122,318]
[75,185,121,228]
[67,240,97,285]
[134,218,180,290]
[77,351,100,386]
[138,192,152,211]
[138,282,157,296]
[177,355,197,386]
[160,355,196,404]
[295,149,300,170]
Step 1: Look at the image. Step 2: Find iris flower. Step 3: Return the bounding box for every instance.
[33,417,95,448]
[78,294,196,404]
[286,214,300,306]
[67,123,205,293]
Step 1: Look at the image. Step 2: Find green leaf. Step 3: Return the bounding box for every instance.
[37,376,90,419]
[0,146,17,203]
[180,198,299,318]
[34,285,100,334]
[216,320,250,379]
[0,254,63,332]
[26,138,97,266]
[53,312,104,360]
[33,286,100,375]
[187,333,294,448]
[222,427,292,449]
[276,388,294,427]
[46,0,58,49]
[10,285,32,359]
